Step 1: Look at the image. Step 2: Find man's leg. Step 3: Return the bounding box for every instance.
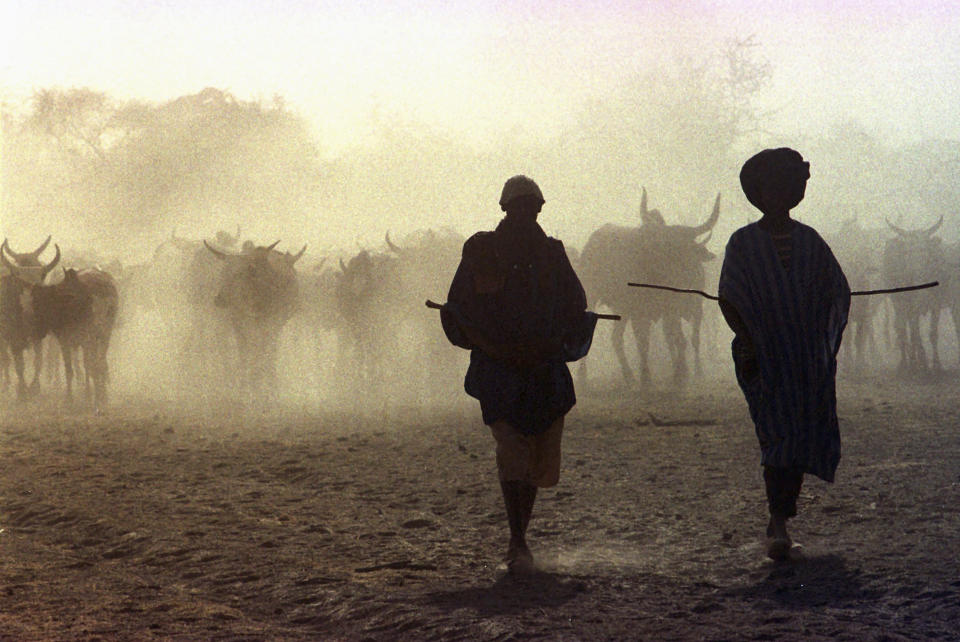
[500,479,536,571]
[491,417,564,573]
[491,422,536,572]
[763,465,804,560]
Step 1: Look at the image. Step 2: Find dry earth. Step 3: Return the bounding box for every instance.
[0,375,958,640]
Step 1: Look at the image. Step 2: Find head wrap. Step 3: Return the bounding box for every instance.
[740,148,810,210]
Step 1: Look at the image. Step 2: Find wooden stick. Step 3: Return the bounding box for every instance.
[627,283,719,300]
[849,281,939,296]
[627,280,940,300]
[424,300,620,321]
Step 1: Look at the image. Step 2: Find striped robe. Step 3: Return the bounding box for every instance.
[718,222,850,482]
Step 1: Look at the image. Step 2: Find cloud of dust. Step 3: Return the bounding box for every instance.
[2,17,959,416]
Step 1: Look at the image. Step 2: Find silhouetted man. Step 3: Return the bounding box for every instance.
[440,175,596,573]
[718,148,850,561]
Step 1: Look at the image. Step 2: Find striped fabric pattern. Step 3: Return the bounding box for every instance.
[718,222,851,482]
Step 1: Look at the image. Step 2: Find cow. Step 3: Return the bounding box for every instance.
[384,228,468,401]
[939,241,960,371]
[577,188,720,387]
[0,238,60,398]
[30,268,119,408]
[828,219,887,374]
[204,239,305,400]
[332,247,404,397]
[881,217,945,374]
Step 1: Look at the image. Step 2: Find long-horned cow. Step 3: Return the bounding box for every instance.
[2,242,119,407]
[35,268,119,407]
[578,189,720,386]
[882,216,946,373]
[384,228,468,400]
[828,219,886,374]
[205,239,305,399]
[0,238,60,398]
[332,247,403,395]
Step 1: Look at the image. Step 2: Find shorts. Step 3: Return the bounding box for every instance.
[490,416,564,487]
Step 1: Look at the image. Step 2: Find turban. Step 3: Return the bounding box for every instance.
[740,148,810,210]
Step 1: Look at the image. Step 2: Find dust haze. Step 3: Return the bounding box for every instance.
[2,3,960,422]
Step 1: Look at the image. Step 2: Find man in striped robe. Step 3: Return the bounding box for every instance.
[718,148,851,561]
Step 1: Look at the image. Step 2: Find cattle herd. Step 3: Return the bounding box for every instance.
[1,193,958,411]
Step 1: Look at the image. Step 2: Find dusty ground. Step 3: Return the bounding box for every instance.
[0,374,958,641]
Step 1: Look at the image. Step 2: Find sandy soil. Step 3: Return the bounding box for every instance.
[0,375,958,641]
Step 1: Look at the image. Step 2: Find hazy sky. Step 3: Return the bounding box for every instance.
[4,0,959,157]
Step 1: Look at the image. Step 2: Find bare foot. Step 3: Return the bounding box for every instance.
[507,539,536,574]
[765,514,792,561]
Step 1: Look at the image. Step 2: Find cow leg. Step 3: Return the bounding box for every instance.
[576,357,589,391]
[690,316,703,379]
[911,316,926,371]
[663,316,687,385]
[857,317,872,373]
[893,311,908,373]
[61,341,74,401]
[952,306,960,369]
[929,307,942,372]
[12,348,27,400]
[80,344,96,407]
[631,319,652,385]
[0,344,8,390]
[610,318,635,386]
[90,342,109,409]
[865,315,878,369]
[30,338,43,392]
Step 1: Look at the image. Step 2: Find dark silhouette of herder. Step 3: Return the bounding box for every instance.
[441,175,597,573]
[718,148,851,561]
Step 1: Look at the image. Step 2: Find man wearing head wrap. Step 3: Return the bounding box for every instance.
[718,148,850,561]
[440,175,597,574]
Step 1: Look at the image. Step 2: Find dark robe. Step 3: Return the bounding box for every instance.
[441,216,596,435]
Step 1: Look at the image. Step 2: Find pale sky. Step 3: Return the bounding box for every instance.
[3,0,959,157]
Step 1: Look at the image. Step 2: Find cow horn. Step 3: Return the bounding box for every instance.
[288,244,307,264]
[640,187,648,221]
[31,235,52,258]
[691,193,721,237]
[385,232,402,254]
[204,239,229,260]
[698,230,713,246]
[339,257,348,273]
[0,242,15,272]
[885,219,909,237]
[2,237,40,262]
[40,244,61,279]
[266,240,281,252]
[924,216,944,237]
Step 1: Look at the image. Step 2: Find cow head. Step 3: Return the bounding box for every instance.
[639,191,721,264]
[206,239,302,319]
[1,239,61,285]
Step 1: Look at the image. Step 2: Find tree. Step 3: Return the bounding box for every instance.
[2,87,325,261]
[560,37,773,229]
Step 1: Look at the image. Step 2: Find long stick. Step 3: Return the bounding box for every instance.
[425,300,621,321]
[627,281,939,300]
[627,283,719,300]
[849,281,939,296]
